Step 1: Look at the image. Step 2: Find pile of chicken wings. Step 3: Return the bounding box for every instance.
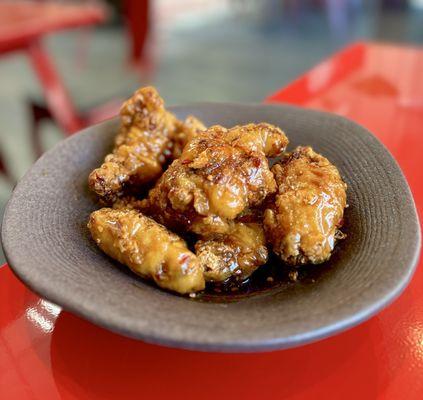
[88,87,347,295]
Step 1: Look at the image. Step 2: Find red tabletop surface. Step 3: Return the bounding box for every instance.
[1,42,422,399]
[0,1,106,53]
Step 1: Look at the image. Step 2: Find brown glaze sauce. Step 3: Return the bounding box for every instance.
[193,253,325,303]
[183,230,340,302]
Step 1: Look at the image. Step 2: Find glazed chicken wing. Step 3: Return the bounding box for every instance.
[88,87,205,202]
[88,208,205,294]
[142,123,288,236]
[263,146,347,265]
[195,222,268,283]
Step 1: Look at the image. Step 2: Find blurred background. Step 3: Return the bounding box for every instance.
[0,0,422,263]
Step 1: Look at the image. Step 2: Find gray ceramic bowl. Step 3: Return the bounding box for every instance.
[2,103,420,352]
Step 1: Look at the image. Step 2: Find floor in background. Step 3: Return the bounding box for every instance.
[0,6,422,263]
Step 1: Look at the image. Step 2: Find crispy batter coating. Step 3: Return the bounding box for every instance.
[88,208,205,294]
[142,123,288,236]
[88,87,205,201]
[195,223,268,282]
[263,146,347,265]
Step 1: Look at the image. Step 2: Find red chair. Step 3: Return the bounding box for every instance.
[27,0,154,158]
[0,0,154,181]
[0,1,117,160]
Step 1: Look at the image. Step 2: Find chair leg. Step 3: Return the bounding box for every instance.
[0,154,8,180]
[29,101,52,160]
[27,40,83,135]
[0,150,14,185]
[123,0,150,65]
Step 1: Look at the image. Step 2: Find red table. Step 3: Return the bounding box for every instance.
[1,42,422,399]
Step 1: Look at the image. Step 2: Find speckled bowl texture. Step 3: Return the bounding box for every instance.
[2,103,420,352]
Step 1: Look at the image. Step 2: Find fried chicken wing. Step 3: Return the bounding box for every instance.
[142,123,288,236]
[195,222,268,282]
[88,87,205,202]
[263,146,347,265]
[88,208,205,294]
